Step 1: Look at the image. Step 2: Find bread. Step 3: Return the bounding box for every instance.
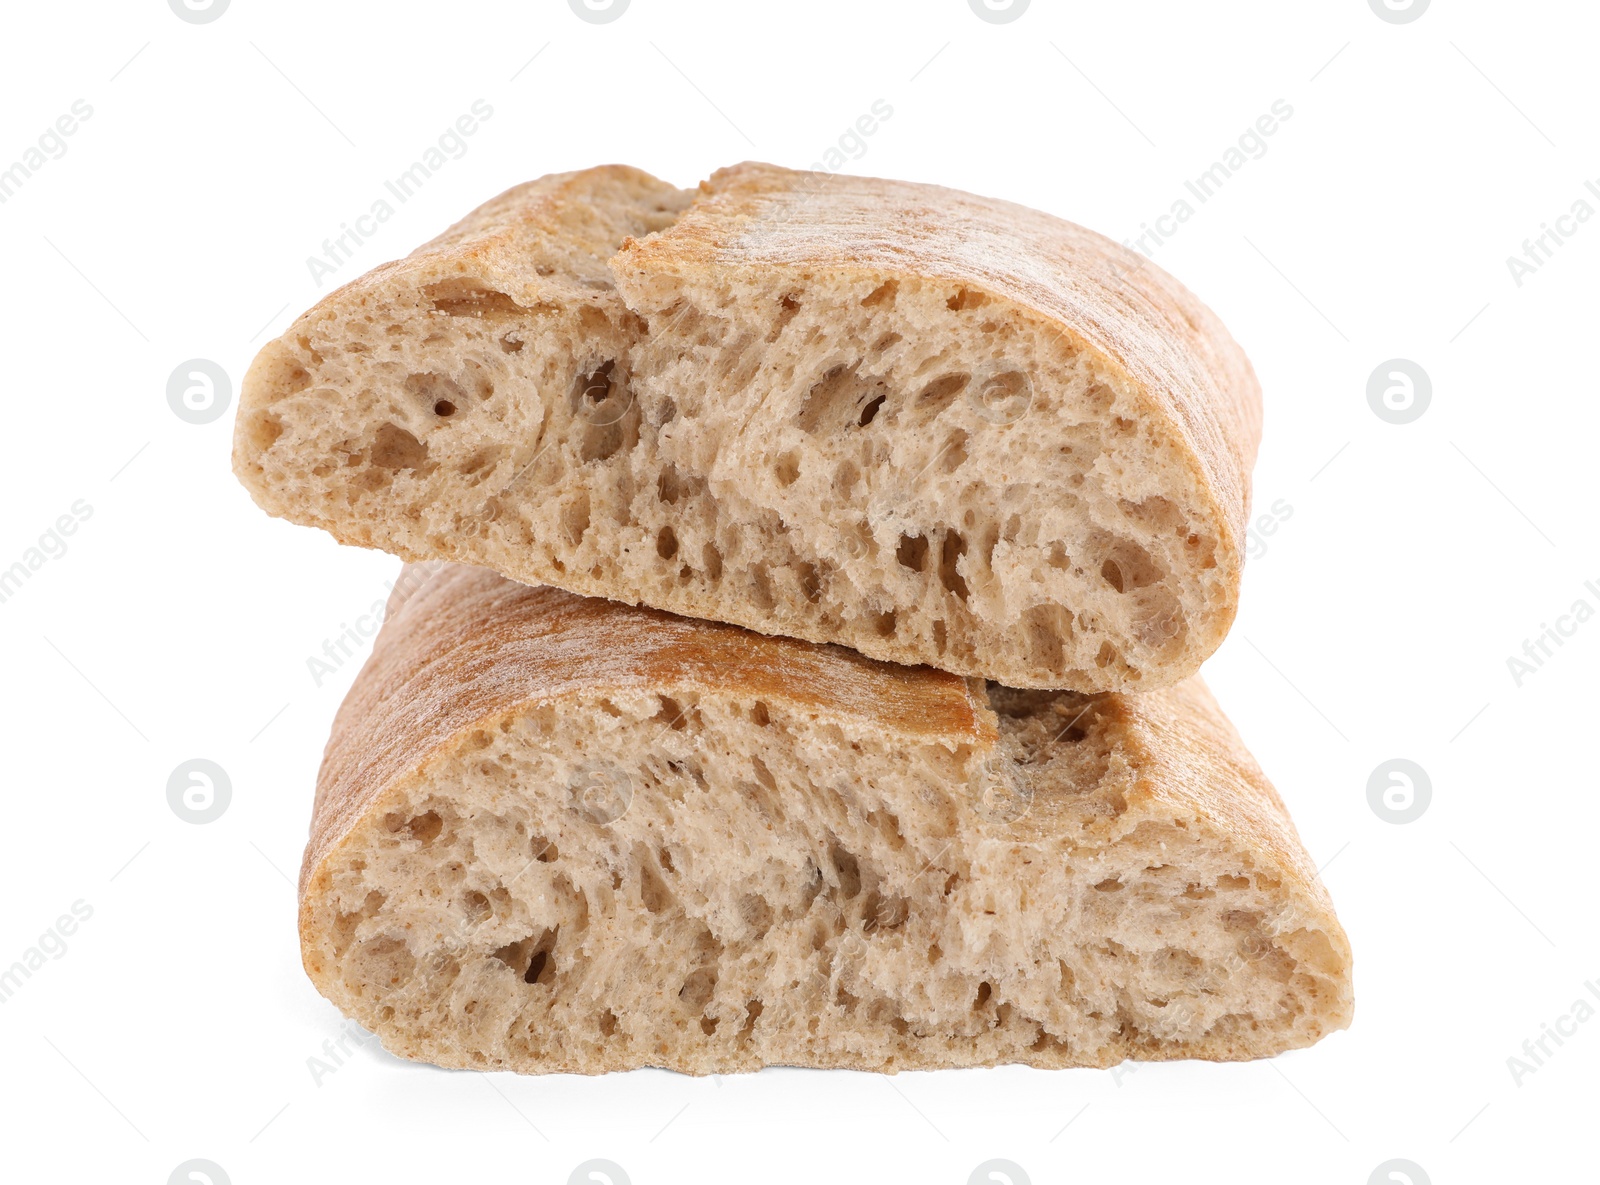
[235,163,1263,692]
[298,564,1350,1074]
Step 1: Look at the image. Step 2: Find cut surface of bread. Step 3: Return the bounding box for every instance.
[299,565,1350,1074]
[237,163,1263,691]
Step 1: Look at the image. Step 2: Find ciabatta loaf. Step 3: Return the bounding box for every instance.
[236,164,1262,691]
[298,565,1349,1074]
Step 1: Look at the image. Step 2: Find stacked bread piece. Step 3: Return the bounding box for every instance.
[236,164,1351,1073]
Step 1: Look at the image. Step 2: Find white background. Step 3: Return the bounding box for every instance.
[1,1,1595,1182]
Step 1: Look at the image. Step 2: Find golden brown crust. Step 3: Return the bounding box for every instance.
[299,564,996,897]
[618,161,1263,556]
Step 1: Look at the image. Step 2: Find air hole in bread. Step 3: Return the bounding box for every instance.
[938,430,969,473]
[864,892,909,932]
[938,532,969,602]
[749,565,776,611]
[1101,559,1124,594]
[679,964,717,1012]
[246,412,284,451]
[749,757,778,798]
[767,293,802,342]
[463,890,491,922]
[915,372,969,415]
[573,360,614,404]
[1022,604,1072,672]
[639,860,672,914]
[656,526,678,559]
[798,362,888,435]
[434,400,457,417]
[281,364,313,394]
[656,694,688,729]
[738,999,763,1041]
[459,447,501,478]
[560,493,591,547]
[897,534,929,573]
[796,561,822,602]
[571,361,634,463]
[861,280,897,306]
[524,932,558,984]
[424,280,526,319]
[829,844,863,899]
[407,811,443,844]
[739,894,774,939]
[354,936,414,991]
[371,424,429,470]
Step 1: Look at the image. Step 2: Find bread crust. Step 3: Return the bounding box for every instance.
[299,566,1349,1072]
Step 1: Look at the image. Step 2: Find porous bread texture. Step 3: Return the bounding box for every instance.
[236,163,1263,692]
[298,568,1351,1075]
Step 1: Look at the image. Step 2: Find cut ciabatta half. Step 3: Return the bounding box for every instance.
[236,163,1262,692]
[298,564,1350,1074]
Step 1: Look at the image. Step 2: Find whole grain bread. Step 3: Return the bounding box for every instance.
[299,565,1350,1074]
[236,163,1262,692]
